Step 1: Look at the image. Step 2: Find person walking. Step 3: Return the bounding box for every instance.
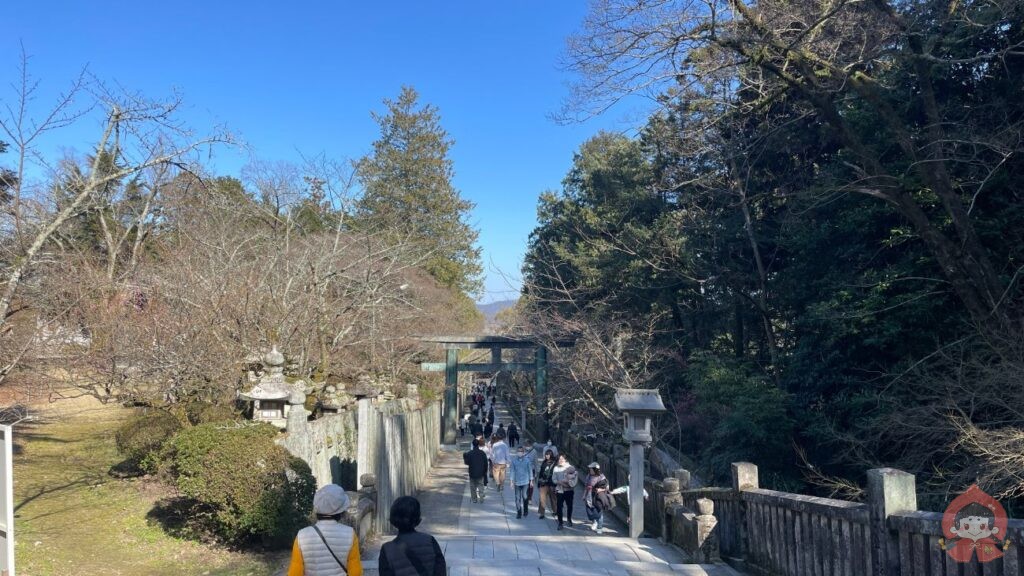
[483,419,493,440]
[552,454,578,530]
[480,434,492,487]
[535,449,556,519]
[583,462,611,534]
[287,484,362,575]
[509,445,535,518]
[463,438,488,503]
[507,421,519,448]
[609,475,649,523]
[469,417,483,438]
[540,439,558,459]
[490,433,510,491]
[496,423,506,440]
[378,496,446,576]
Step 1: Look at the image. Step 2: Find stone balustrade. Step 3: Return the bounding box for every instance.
[534,419,1024,575]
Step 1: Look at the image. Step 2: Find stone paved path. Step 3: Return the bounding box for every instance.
[361,397,740,575]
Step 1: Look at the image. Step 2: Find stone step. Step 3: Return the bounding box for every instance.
[361,558,738,575]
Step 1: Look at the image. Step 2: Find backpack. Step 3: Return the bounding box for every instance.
[564,466,579,489]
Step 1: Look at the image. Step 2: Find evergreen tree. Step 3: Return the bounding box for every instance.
[355,87,483,296]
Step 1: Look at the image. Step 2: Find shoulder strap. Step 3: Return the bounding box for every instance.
[391,537,431,576]
[312,524,349,574]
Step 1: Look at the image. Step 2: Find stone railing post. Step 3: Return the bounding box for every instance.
[695,498,721,563]
[731,462,758,561]
[661,477,682,542]
[674,469,692,490]
[867,468,917,576]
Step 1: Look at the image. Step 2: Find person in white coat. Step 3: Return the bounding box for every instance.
[288,484,362,575]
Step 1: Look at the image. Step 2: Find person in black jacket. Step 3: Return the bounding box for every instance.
[463,438,489,503]
[507,421,519,448]
[378,496,446,576]
[469,417,483,438]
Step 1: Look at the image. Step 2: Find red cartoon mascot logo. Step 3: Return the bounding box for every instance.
[941,484,1010,563]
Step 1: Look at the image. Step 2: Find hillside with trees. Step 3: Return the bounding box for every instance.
[516,0,1024,507]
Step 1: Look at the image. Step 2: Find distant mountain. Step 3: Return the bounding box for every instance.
[477,299,518,326]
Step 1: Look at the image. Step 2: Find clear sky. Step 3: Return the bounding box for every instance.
[7,1,646,304]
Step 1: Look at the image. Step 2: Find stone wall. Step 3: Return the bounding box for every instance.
[277,409,359,489]
[278,397,441,538]
[356,398,442,535]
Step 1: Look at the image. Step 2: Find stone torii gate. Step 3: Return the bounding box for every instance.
[420,335,575,444]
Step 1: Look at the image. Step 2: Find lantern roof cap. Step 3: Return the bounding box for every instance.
[614,388,667,414]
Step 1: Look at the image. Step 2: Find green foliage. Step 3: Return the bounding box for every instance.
[355,86,483,296]
[114,410,182,474]
[689,353,793,479]
[163,422,314,547]
[524,0,1024,494]
[177,402,241,426]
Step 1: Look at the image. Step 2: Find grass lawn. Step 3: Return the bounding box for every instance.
[13,398,289,576]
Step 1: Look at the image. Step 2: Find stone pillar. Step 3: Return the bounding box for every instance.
[491,347,501,370]
[661,477,682,542]
[285,389,308,433]
[443,348,458,444]
[695,498,721,563]
[731,462,759,491]
[534,345,548,442]
[674,469,692,490]
[629,442,645,539]
[731,462,758,561]
[867,468,917,575]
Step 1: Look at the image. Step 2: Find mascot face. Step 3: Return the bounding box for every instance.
[951,509,999,541]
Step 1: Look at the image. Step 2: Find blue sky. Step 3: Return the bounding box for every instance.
[7,1,647,303]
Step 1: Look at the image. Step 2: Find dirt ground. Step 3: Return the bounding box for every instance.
[8,386,289,576]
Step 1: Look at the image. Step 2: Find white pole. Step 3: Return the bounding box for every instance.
[1,424,14,576]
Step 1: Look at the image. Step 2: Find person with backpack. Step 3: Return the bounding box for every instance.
[535,449,556,519]
[378,496,446,576]
[552,453,578,530]
[583,462,612,534]
[287,484,362,575]
[463,438,489,503]
[507,421,519,448]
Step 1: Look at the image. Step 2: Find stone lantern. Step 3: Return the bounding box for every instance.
[614,388,667,539]
[238,346,305,429]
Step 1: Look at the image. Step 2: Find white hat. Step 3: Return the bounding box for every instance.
[313,484,350,516]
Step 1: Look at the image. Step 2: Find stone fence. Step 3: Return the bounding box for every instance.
[357,398,441,534]
[278,397,441,538]
[278,408,359,489]
[677,463,1024,576]
[542,418,1024,575]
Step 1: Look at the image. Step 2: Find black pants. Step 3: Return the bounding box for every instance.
[556,490,574,525]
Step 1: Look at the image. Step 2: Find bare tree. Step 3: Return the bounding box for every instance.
[0,54,231,387]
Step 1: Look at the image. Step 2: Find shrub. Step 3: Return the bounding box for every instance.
[115,410,182,474]
[163,422,315,547]
[180,402,240,425]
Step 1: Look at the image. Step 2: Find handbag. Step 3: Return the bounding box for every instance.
[527,483,534,501]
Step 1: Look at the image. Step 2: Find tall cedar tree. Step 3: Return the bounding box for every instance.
[355,87,483,296]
